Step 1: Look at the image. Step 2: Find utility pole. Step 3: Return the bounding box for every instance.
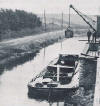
[44,10,46,31]
[69,6,70,27]
[61,12,63,29]
[52,18,54,31]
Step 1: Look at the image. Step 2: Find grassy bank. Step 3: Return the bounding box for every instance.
[0,30,65,74]
[0,27,87,74]
[1,24,64,41]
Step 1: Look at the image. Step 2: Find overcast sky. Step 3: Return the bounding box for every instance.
[0,0,99,15]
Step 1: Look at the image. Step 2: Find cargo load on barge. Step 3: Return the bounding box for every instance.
[28,54,80,98]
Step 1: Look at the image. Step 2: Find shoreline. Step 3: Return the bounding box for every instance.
[0,32,98,106]
[0,30,65,74]
[64,43,98,106]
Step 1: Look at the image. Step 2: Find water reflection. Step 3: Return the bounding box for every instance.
[0,66,5,75]
[0,37,86,106]
[28,90,74,102]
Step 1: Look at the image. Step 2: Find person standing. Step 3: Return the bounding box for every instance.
[87,30,92,43]
[92,31,97,43]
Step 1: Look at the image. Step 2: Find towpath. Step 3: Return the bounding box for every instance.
[0,30,67,68]
[0,30,64,49]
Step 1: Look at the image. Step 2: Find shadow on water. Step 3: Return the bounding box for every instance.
[0,50,39,75]
[28,83,77,104]
[0,65,5,75]
[28,91,75,103]
[0,36,61,75]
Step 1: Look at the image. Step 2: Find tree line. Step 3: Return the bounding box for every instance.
[0,9,42,40]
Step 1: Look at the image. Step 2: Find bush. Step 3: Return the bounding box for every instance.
[0,9,42,40]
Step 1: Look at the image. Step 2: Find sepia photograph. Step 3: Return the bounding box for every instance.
[0,0,100,106]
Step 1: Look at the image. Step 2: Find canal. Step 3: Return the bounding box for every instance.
[0,37,86,106]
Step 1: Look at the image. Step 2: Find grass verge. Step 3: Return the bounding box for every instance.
[0,30,65,74]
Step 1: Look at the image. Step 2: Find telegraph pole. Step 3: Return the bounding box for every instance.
[52,18,54,31]
[44,10,46,31]
[61,12,63,29]
[69,6,70,27]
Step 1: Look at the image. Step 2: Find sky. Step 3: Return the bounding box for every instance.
[0,0,99,15]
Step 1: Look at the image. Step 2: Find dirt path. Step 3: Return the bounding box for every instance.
[0,30,64,47]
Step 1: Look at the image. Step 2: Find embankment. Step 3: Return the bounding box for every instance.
[64,59,97,106]
[0,30,65,74]
[64,43,98,106]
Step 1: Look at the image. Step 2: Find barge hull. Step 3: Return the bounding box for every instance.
[28,85,79,98]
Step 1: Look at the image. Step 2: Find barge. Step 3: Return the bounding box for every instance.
[28,54,80,98]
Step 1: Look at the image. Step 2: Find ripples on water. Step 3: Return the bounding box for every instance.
[0,37,86,106]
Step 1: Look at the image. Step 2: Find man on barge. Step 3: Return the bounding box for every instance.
[92,31,97,43]
[87,29,92,43]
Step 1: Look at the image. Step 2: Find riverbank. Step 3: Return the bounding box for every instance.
[1,24,64,41]
[0,28,87,74]
[64,42,99,106]
[0,30,65,74]
[0,36,88,106]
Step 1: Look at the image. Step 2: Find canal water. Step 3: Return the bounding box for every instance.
[0,37,86,106]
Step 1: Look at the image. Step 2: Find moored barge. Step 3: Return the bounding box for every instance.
[28,54,80,98]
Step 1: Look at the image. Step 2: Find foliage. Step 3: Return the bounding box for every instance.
[0,9,42,39]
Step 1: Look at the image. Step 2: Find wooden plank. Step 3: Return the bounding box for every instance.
[81,43,89,54]
[79,40,88,41]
